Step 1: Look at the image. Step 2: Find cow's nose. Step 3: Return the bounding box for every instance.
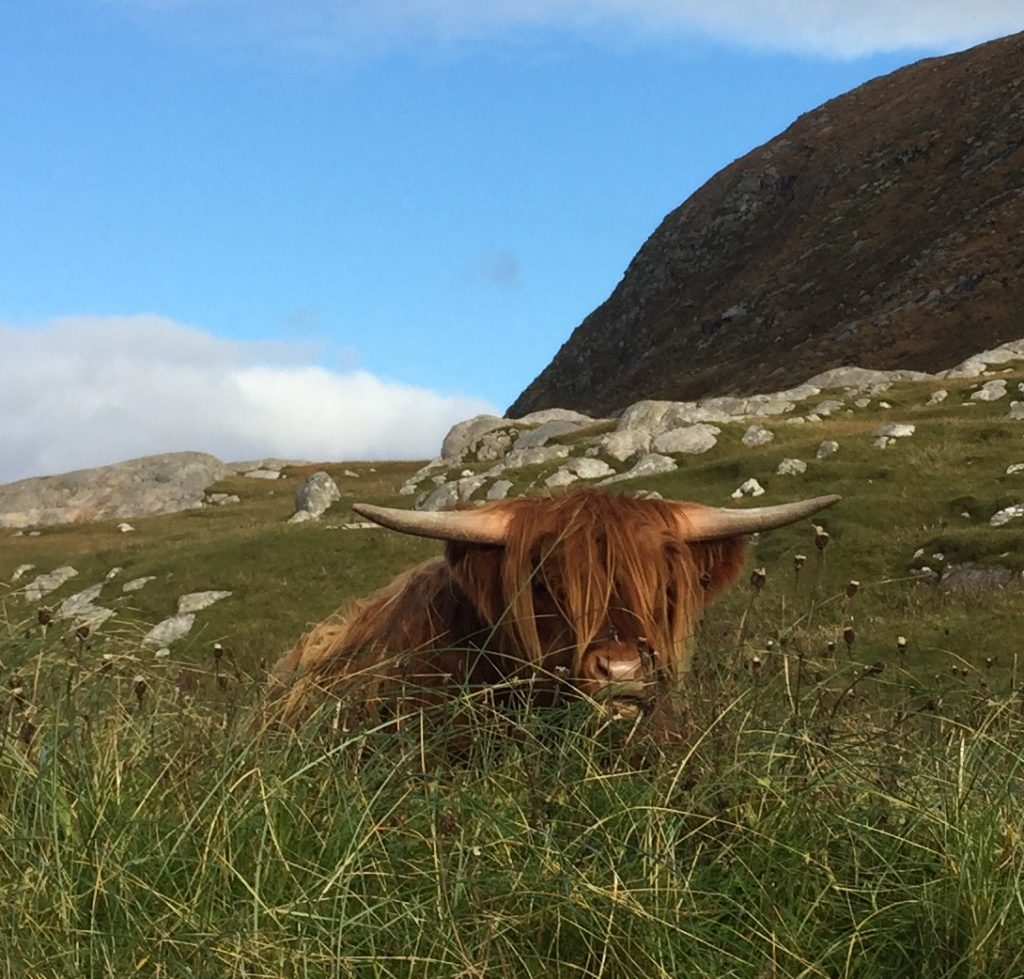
[579,643,646,696]
[592,650,642,683]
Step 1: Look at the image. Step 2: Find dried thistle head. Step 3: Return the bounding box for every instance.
[37,608,53,627]
[845,580,860,598]
[793,554,807,572]
[213,642,224,662]
[749,567,767,592]
[842,625,855,649]
[132,675,147,702]
[75,623,90,644]
[813,525,830,551]
[897,635,908,655]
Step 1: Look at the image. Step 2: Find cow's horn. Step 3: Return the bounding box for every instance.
[352,503,511,544]
[676,494,841,541]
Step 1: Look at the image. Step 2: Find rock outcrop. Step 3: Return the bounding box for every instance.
[0,452,234,529]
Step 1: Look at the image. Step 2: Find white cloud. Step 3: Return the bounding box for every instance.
[0,315,497,483]
[103,0,1023,59]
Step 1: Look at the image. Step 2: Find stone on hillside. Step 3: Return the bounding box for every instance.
[0,452,234,529]
[23,567,79,604]
[245,469,281,480]
[598,429,651,462]
[419,476,487,511]
[440,415,507,461]
[512,420,586,451]
[105,567,122,580]
[206,493,240,506]
[776,458,807,476]
[177,591,232,614]
[741,424,774,447]
[117,523,135,533]
[652,424,718,455]
[990,504,1024,527]
[294,471,341,519]
[123,576,156,593]
[487,480,514,501]
[500,445,571,471]
[816,440,839,459]
[854,397,872,408]
[927,389,948,405]
[872,423,915,439]
[600,454,677,485]
[11,564,34,583]
[545,469,578,489]
[287,510,314,525]
[731,478,766,499]
[545,457,616,488]
[1006,464,1024,475]
[143,613,196,648]
[57,584,105,620]
[517,409,596,426]
[473,429,517,462]
[970,379,1008,402]
[1007,401,1024,420]
[343,470,359,478]
[938,564,1021,592]
[74,606,116,629]
[945,339,1024,378]
[815,399,845,416]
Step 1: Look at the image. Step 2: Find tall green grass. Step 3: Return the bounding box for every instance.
[3,576,1023,979]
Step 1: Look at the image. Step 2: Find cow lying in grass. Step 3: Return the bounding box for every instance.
[272,487,838,727]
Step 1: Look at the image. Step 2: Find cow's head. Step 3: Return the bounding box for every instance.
[354,489,839,705]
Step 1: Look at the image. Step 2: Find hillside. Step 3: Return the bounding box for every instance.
[6,357,1024,976]
[508,31,1024,418]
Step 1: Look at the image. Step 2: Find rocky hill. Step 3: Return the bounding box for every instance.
[508,31,1024,418]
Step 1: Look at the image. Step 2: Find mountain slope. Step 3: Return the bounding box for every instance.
[509,31,1024,418]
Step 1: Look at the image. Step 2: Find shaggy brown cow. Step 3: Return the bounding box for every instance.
[272,487,838,725]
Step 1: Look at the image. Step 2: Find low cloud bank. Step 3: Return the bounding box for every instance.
[1,315,497,483]
[108,0,1022,59]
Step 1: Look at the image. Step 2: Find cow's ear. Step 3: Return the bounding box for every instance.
[691,535,747,599]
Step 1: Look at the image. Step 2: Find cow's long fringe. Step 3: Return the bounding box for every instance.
[270,488,746,726]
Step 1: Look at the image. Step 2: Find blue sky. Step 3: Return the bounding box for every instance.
[2,1,1019,481]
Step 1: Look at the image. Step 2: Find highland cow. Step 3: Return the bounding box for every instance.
[272,488,838,725]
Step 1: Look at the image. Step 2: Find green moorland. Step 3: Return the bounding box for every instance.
[3,371,1024,977]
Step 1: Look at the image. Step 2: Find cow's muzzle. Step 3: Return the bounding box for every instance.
[576,634,654,702]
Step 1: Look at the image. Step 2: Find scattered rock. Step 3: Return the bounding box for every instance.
[776,458,807,476]
[927,389,948,405]
[419,476,488,511]
[741,424,774,447]
[123,576,157,593]
[206,493,240,506]
[1006,464,1024,475]
[293,471,341,519]
[487,480,514,501]
[815,399,845,416]
[938,564,1021,593]
[854,397,872,408]
[343,469,359,478]
[177,591,232,614]
[23,567,79,604]
[1007,402,1024,420]
[117,522,135,533]
[287,510,315,525]
[872,423,916,439]
[652,424,719,455]
[816,440,839,459]
[11,564,35,583]
[600,454,677,485]
[105,567,122,580]
[244,469,281,480]
[970,379,1008,402]
[512,420,588,451]
[57,584,105,620]
[990,504,1024,527]
[731,478,766,499]
[143,614,196,648]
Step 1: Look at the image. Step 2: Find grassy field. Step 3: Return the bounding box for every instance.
[3,371,1024,976]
